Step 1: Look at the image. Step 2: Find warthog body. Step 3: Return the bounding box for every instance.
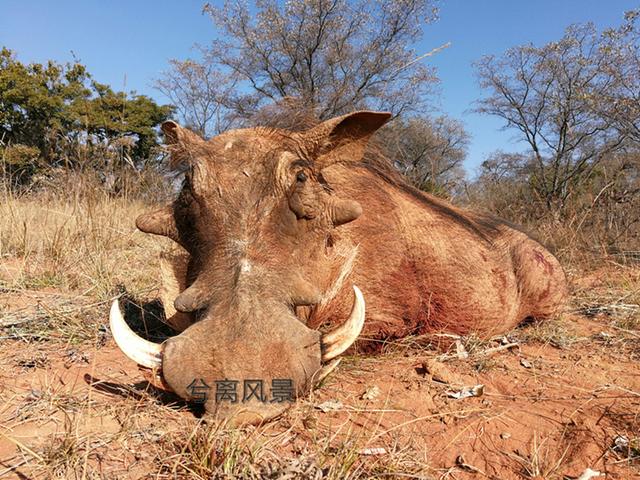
[114,111,567,424]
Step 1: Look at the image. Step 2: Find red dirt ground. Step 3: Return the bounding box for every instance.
[0,263,639,479]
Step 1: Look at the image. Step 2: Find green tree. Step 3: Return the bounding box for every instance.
[69,81,173,164]
[0,47,91,161]
[0,47,173,184]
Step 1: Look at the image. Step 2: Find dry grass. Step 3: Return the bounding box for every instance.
[508,432,571,480]
[0,189,165,296]
[0,186,175,346]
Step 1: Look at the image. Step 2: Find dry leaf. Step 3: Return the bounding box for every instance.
[361,385,380,400]
[315,400,343,412]
[446,384,484,399]
[358,447,386,456]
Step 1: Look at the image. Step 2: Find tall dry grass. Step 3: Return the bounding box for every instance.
[0,169,178,347]
[0,172,172,299]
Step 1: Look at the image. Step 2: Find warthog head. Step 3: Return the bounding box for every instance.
[111,111,391,423]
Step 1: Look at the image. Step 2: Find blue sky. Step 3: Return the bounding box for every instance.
[1,0,637,174]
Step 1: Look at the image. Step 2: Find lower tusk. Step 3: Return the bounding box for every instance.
[314,358,341,386]
[109,300,163,369]
[138,366,173,391]
[321,285,365,362]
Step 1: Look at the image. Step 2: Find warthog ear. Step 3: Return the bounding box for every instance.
[161,121,204,146]
[305,111,392,169]
[161,121,206,169]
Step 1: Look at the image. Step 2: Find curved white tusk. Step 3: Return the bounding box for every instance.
[321,285,365,362]
[109,300,163,369]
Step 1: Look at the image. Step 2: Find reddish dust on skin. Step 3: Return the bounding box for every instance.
[533,249,554,274]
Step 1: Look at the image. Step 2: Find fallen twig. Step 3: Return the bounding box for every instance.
[474,342,520,357]
[0,315,39,328]
[437,342,519,361]
[0,459,28,477]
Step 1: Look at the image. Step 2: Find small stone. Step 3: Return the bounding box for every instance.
[423,359,464,385]
[520,358,533,369]
[455,339,469,359]
[315,400,343,412]
[576,468,603,480]
[361,385,380,401]
[358,447,386,456]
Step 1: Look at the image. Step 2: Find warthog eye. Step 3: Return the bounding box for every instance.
[296,171,307,183]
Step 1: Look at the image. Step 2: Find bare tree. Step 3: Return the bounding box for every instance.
[477,151,530,185]
[474,21,635,213]
[196,0,441,121]
[155,0,468,197]
[469,148,640,249]
[598,10,640,144]
[378,115,469,194]
[469,151,539,222]
[155,54,238,137]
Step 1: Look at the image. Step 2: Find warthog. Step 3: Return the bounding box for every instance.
[110,111,567,424]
